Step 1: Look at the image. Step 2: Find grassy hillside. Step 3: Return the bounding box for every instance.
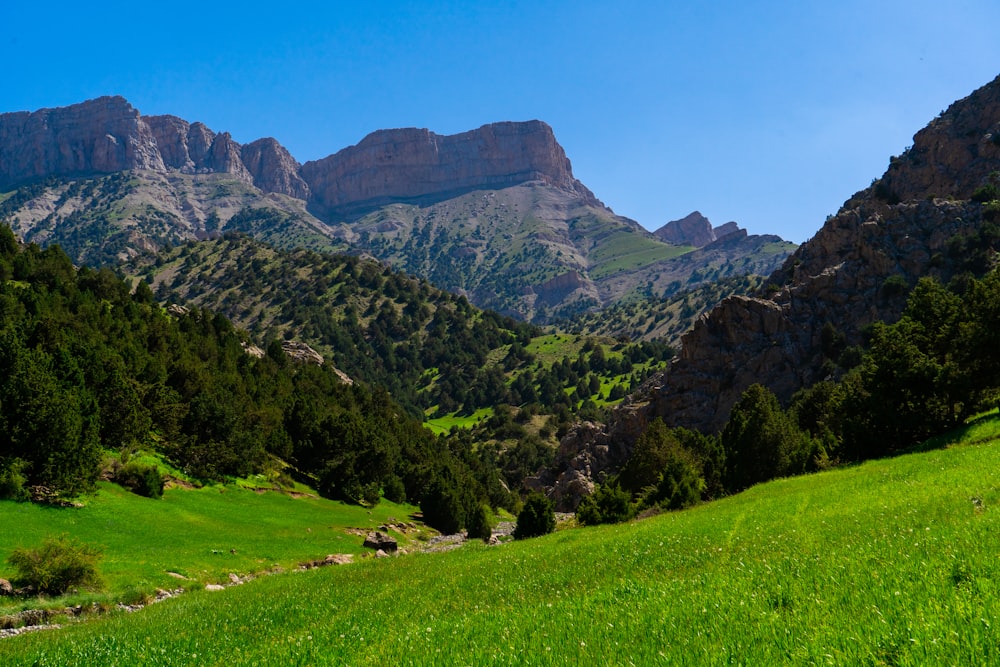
[5,418,1000,664]
[0,482,421,618]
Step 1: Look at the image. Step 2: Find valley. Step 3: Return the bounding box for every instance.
[0,69,999,665]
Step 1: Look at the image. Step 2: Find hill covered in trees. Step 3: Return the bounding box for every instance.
[0,224,516,532]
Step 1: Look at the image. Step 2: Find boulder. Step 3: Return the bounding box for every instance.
[363,531,398,553]
[0,579,12,596]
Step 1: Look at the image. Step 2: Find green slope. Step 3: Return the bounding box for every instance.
[5,419,1000,664]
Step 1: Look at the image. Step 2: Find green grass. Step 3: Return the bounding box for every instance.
[6,420,1000,663]
[423,408,493,434]
[0,483,419,616]
[588,234,693,280]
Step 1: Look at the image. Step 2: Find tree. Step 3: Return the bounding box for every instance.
[576,483,633,525]
[721,384,813,492]
[466,503,494,542]
[514,493,555,539]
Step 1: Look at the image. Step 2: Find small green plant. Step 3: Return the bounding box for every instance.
[7,535,103,595]
[115,461,164,499]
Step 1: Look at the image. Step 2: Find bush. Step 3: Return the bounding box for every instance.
[466,503,494,542]
[513,493,555,539]
[7,536,103,595]
[576,483,634,525]
[114,461,164,499]
[0,458,31,502]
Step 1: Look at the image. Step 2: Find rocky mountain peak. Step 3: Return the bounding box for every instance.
[0,96,165,187]
[300,120,599,217]
[875,73,1000,204]
[653,211,743,247]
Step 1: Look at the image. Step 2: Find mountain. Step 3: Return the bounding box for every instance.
[652,211,741,247]
[635,74,1000,437]
[532,73,1000,508]
[0,97,794,322]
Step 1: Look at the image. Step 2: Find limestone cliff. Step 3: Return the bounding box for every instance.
[299,121,599,217]
[0,98,306,198]
[0,96,164,186]
[653,211,743,247]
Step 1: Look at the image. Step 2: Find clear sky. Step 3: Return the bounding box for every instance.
[5,1,1000,243]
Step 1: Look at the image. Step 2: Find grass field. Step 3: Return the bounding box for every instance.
[0,483,421,617]
[4,418,1000,664]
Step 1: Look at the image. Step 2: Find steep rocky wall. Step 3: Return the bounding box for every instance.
[644,73,1000,434]
[0,96,164,186]
[300,121,598,216]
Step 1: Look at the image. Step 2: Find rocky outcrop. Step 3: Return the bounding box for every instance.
[300,121,599,217]
[281,341,324,365]
[642,73,1000,434]
[653,211,743,248]
[713,221,740,240]
[363,531,398,553]
[654,211,715,246]
[241,138,310,199]
[878,74,1000,204]
[0,96,164,187]
[0,98,306,196]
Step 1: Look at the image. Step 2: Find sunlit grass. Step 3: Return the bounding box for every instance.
[0,483,419,616]
[6,419,1000,663]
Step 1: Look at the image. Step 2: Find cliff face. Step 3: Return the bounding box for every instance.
[644,74,1000,434]
[653,211,743,247]
[300,121,598,217]
[0,96,164,185]
[0,100,595,221]
[0,98,307,199]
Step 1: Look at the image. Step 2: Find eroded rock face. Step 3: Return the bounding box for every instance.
[0,98,306,197]
[0,96,164,186]
[300,121,598,217]
[539,74,1000,502]
[653,211,743,248]
[643,73,1000,434]
[241,138,310,199]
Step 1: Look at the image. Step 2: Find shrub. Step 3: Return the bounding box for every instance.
[0,458,31,502]
[114,461,164,499]
[7,536,103,595]
[576,483,634,525]
[513,493,555,539]
[466,504,494,542]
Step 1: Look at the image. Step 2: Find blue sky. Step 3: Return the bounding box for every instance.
[5,1,1000,242]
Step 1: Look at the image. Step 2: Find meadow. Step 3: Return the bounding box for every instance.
[0,483,420,617]
[4,419,1000,664]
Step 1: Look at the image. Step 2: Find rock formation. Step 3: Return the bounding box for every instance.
[0,97,310,197]
[653,211,743,247]
[0,96,164,186]
[642,73,1000,434]
[300,121,599,217]
[0,99,597,222]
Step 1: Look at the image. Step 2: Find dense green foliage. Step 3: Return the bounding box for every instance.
[614,267,1000,510]
[7,535,103,595]
[575,482,633,525]
[133,234,673,429]
[0,225,507,521]
[513,493,555,539]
